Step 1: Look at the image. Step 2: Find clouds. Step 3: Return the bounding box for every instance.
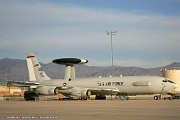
[0,0,180,68]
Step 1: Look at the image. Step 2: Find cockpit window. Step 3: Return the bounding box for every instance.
[168,80,175,83]
[163,79,175,83]
[163,79,167,82]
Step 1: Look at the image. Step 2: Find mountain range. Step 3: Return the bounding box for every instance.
[0,58,180,85]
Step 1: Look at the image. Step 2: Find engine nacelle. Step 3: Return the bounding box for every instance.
[59,87,91,97]
[71,87,91,97]
[37,86,59,95]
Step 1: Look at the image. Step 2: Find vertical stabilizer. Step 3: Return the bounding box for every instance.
[27,53,51,81]
[27,57,36,81]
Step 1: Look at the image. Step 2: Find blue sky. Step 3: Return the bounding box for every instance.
[0,0,180,68]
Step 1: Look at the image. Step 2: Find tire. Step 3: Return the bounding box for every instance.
[154,96,159,100]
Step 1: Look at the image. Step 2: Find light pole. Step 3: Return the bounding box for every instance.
[106,30,117,77]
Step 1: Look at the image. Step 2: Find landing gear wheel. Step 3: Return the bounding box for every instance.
[115,96,129,100]
[154,96,159,100]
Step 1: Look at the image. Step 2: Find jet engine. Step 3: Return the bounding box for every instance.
[71,87,91,97]
[59,87,91,98]
[37,86,59,95]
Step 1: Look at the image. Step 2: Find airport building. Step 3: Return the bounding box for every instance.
[0,86,23,96]
[162,69,180,92]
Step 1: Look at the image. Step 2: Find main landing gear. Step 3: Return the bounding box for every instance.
[154,94,173,100]
[154,96,160,100]
[115,95,129,100]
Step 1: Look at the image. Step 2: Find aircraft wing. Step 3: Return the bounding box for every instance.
[55,84,121,98]
[6,80,40,87]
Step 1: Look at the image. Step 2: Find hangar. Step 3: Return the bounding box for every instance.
[162,69,180,92]
[0,86,23,96]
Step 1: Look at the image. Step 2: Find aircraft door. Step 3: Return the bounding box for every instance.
[161,82,166,93]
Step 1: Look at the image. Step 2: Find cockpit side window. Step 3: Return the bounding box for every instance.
[162,79,174,83]
[163,79,167,82]
[168,80,174,83]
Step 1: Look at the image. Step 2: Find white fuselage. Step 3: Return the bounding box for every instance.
[38,76,177,95]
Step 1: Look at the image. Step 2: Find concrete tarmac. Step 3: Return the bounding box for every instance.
[0,100,180,120]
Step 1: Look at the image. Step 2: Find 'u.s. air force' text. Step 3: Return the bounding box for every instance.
[97,82,124,86]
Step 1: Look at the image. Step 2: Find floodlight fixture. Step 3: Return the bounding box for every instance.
[106,30,117,77]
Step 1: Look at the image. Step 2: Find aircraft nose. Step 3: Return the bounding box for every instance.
[175,84,178,88]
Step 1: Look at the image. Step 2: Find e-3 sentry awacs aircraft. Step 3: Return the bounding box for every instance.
[11,53,177,100]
